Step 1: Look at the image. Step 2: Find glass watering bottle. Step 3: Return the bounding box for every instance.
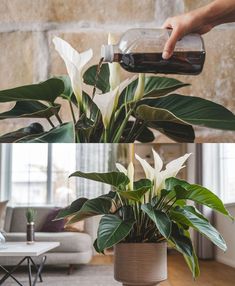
[101,29,205,75]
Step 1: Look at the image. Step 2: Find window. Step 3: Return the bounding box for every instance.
[203,144,235,205]
[219,144,235,204]
[1,144,116,206]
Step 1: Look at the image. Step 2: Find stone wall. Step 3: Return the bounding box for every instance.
[0,0,234,142]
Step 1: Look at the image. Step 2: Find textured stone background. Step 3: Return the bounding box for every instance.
[0,0,234,142]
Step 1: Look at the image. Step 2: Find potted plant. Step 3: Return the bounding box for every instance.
[1,36,235,143]
[26,208,37,244]
[56,150,232,285]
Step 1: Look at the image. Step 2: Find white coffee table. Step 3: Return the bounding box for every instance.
[0,242,60,286]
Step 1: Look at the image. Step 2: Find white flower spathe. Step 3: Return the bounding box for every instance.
[108,33,121,91]
[53,37,93,104]
[116,162,134,190]
[136,150,191,195]
[133,73,145,101]
[93,77,136,129]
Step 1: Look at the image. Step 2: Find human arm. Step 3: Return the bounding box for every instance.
[162,0,235,59]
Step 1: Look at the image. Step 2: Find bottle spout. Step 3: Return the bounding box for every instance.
[101,44,114,62]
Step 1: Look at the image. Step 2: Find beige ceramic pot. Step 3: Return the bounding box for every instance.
[114,242,167,286]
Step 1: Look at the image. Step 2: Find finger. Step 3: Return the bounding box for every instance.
[162,28,182,59]
[161,17,173,29]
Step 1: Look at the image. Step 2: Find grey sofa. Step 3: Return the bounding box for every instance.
[0,206,95,267]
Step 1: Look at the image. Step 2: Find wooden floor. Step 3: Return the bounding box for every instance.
[90,251,235,286]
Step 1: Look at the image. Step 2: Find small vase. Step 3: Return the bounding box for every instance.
[114,242,167,286]
[0,232,6,249]
[26,222,35,244]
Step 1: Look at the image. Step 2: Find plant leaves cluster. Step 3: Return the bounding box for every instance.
[1,64,235,142]
[56,171,232,279]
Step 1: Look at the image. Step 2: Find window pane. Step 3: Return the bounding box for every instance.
[51,144,76,207]
[220,144,235,204]
[11,144,48,205]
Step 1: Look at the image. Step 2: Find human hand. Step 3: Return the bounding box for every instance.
[162,12,213,59]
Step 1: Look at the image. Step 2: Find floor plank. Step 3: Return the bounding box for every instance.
[90,251,235,286]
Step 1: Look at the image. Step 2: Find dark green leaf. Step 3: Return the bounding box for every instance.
[169,223,193,257]
[121,121,154,143]
[93,239,104,254]
[68,197,112,223]
[170,207,227,251]
[69,171,129,188]
[184,229,200,278]
[83,63,110,93]
[55,198,88,220]
[0,78,64,103]
[0,123,44,143]
[144,77,189,98]
[0,101,60,120]
[118,182,151,202]
[18,122,75,143]
[140,94,235,131]
[56,75,74,100]
[141,203,172,239]
[149,121,195,143]
[97,214,135,252]
[166,177,232,218]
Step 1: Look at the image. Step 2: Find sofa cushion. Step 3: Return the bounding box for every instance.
[5,232,92,253]
[9,207,56,232]
[40,208,65,232]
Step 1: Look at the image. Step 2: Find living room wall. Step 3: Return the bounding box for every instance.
[0,0,235,142]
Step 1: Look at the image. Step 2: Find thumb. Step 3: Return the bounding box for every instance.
[162,28,181,59]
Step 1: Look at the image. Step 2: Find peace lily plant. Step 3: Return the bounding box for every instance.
[1,36,235,142]
[56,150,232,281]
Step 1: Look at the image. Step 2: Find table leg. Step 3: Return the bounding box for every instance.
[32,256,46,286]
[28,257,43,282]
[27,257,32,286]
[0,257,27,285]
[0,255,46,286]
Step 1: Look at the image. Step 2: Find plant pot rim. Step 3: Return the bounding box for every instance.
[116,241,167,246]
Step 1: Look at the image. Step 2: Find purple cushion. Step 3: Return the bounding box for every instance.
[40,208,65,232]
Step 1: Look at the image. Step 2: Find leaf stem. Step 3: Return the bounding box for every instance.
[47,118,55,128]
[69,101,76,124]
[55,112,63,125]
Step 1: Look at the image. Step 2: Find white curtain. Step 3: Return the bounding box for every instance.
[75,144,117,199]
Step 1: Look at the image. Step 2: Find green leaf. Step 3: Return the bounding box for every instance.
[0,78,64,103]
[118,180,151,202]
[136,104,186,125]
[55,198,88,220]
[144,77,189,98]
[0,123,44,143]
[141,203,172,239]
[68,197,112,224]
[166,177,232,218]
[134,179,152,192]
[18,122,75,143]
[83,63,110,93]
[165,177,189,190]
[170,206,227,251]
[82,92,100,121]
[140,94,235,131]
[0,101,60,120]
[169,223,193,257]
[149,121,195,143]
[56,75,74,100]
[97,214,135,252]
[93,239,104,254]
[183,251,200,279]
[122,121,154,143]
[69,171,129,188]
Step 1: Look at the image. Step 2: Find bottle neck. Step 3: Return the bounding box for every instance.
[113,53,122,63]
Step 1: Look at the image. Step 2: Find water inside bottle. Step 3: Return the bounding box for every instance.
[114,51,205,75]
